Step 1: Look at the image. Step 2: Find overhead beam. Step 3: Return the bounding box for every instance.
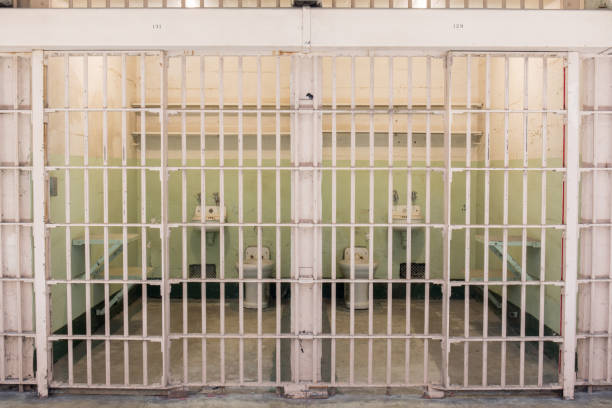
[0,9,610,52]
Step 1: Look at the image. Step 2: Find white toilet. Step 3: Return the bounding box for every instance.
[235,246,275,309]
[337,247,378,309]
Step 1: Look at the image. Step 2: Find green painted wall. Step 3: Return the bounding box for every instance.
[47,156,141,332]
[47,153,565,334]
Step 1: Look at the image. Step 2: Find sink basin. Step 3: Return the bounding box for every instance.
[192,206,226,232]
[392,205,423,230]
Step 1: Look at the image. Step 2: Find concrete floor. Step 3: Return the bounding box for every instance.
[52,295,558,388]
[3,391,612,407]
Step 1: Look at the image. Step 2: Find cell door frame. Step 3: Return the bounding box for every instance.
[30,49,581,399]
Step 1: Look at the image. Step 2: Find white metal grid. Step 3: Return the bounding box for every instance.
[42,51,300,389]
[577,54,612,388]
[0,49,592,399]
[0,53,36,390]
[446,52,569,391]
[315,52,571,391]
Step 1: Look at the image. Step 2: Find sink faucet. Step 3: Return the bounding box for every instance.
[212,192,220,206]
[392,190,399,204]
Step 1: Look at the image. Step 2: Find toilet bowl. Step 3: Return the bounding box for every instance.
[235,246,275,309]
[337,247,378,309]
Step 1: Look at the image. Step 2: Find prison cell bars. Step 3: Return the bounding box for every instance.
[160,54,294,387]
[445,52,569,391]
[576,55,612,389]
[24,50,583,397]
[44,52,165,390]
[0,53,36,391]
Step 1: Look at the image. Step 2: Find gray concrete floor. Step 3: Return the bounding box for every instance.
[2,391,612,407]
[52,296,558,388]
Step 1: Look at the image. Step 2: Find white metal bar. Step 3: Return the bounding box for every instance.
[368,55,374,386]
[386,56,394,387]
[160,52,170,387]
[275,54,281,386]
[405,55,413,386]
[424,55,432,385]
[139,52,149,387]
[83,54,92,387]
[482,54,491,387]
[463,54,472,388]
[32,50,48,397]
[219,55,226,385]
[331,55,337,386]
[519,55,528,387]
[11,55,24,391]
[63,53,74,386]
[349,55,356,386]
[199,54,207,386]
[563,51,580,400]
[501,55,509,388]
[102,52,111,387]
[256,55,263,385]
[121,52,130,387]
[181,54,188,385]
[442,53,452,389]
[588,57,597,387]
[237,55,244,385]
[538,56,548,388]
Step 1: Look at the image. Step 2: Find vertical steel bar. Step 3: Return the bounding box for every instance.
[424,56,431,385]
[160,52,170,387]
[519,56,528,388]
[501,55,509,387]
[181,54,188,385]
[368,56,374,386]
[563,51,580,400]
[237,55,244,385]
[32,49,48,398]
[0,66,4,385]
[219,56,226,385]
[538,56,548,388]
[0,57,4,383]
[256,55,263,385]
[12,55,23,391]
[199,54,207,386]
[275,55,281,386]
[349,55,356,386]
[121,53,129,386]
[386,56,394,386]
[331,56,337,386]
[102,53,111,387]
[464,54,472,388]
[139,52,149,386]
[63,53,74,386]
[588,57,597,387]
[442,53,452,390]
[405,55,413,386]
[83,54,92,386]
[482,54,491,387]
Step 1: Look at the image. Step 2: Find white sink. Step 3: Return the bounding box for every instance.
[192,206,226,232]
[392,205,423,230]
